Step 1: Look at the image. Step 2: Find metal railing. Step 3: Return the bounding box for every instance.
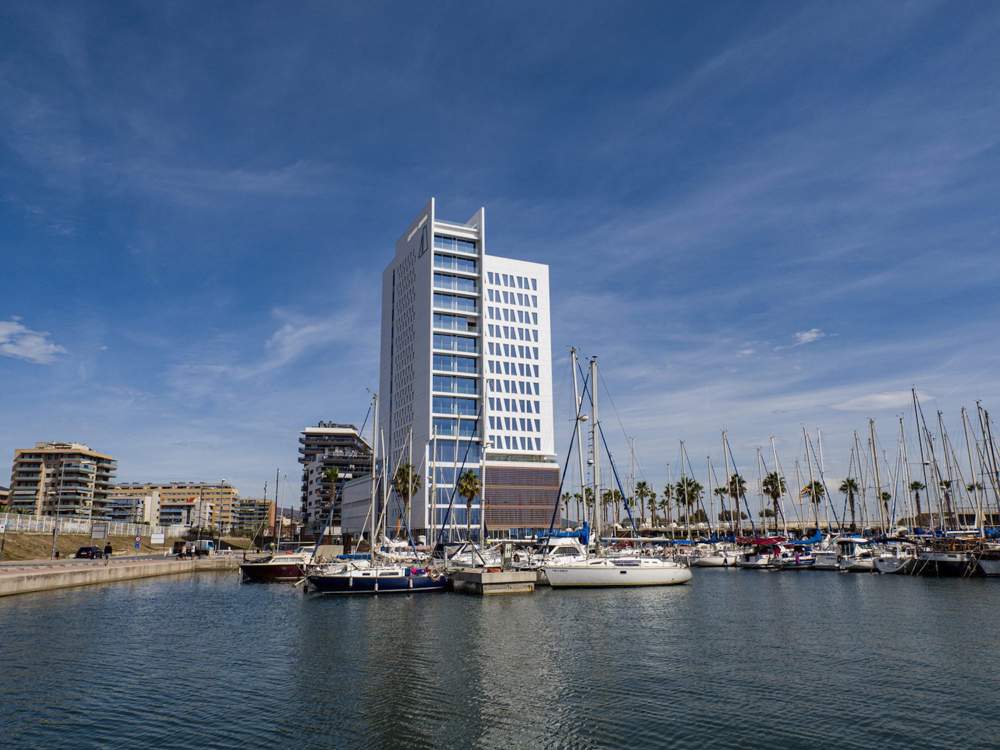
[0,512,186,538]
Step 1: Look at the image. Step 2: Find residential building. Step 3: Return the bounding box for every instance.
[158,497,214,528]
[298,423,372,534]
[111,482,239,529]
[0,485,9,508]
[372,198,559,540]
[107,491,159,525]
[233,497,276,534]
[8,442,117,518]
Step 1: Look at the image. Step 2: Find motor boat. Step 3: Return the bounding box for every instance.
[239,546,316,583]
[836,537,877,572]
[874,542,917,574]
[543,556,692,588]
[736,538,785,569]
[773,544,816,570]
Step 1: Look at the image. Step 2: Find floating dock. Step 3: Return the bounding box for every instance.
[450,567,537,595]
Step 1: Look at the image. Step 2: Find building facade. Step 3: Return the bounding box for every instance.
[107,491,159,525]
[233,497,276,534]
[298,423,372,535]
[8,442,117,518]
[377,199,560,540]
[111,483,238,529]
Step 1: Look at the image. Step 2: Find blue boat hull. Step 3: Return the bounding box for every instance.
[307,572,448,595]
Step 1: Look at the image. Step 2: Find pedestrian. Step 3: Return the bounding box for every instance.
[103,542,112,561]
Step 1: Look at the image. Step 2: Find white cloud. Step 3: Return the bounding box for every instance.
[793,328,825,346]
[0,318,66,364]
[833,390,932,412]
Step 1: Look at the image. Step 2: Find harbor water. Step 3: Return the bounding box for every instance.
[1,570,996,749]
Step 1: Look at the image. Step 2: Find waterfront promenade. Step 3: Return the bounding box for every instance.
[0,554,237,597]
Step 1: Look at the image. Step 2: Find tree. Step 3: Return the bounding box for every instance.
[392,463,420,536]
[635,481,652,527]
[675,477,703,537]
[661,484,675,526]
[879,491,893,525]
[939,480,956,527]
[801,480,825,505]
[718,509,748,522]
[561,492,572,517]
[457,470,480,542]
[909,481,926,525]
[761,471,786,532]
[727,474,748,532]
[647,490,658,528]
[839,477,859,530]
[759,507,776,518]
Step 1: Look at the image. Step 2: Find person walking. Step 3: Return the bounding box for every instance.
[103,542,112,562]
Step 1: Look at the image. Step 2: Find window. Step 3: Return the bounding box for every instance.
[433,293,476,313]
[433,396,477,416]
[433,333,478,353]
[433,375,478,394]
[434,234,477,255]
[433,417,457,437]
[434,254,477,274]
[433,354,477,374]
[433,313,476,332]
[434,272,477,294]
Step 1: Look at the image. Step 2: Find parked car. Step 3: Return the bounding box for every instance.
[73,546,103,559]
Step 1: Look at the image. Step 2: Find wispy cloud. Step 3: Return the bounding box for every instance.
[0,318,66,364]
[833,390,931,412]
[793,328,826,346]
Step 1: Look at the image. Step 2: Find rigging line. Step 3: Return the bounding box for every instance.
[546,370,591,536]
[434,401,484,549]
[598,425,639,537]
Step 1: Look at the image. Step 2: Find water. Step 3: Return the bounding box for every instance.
[1,570,997,749]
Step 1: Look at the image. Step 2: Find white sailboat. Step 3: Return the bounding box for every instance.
[541,354,692,589]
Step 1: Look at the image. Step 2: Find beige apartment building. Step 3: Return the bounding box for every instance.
[8,442,117,518]
[112,482,239,529]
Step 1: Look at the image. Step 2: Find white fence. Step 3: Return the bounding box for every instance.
[0,513,186,539]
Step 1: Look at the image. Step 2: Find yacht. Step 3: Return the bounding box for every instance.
[239,546,315,583]
[690,542,741,567]
[773,543,816,570]
[836,537,877,572]
[306,562,448,594]
[543,556,692,588]
[737,538,784,569]
[874,542,917,574]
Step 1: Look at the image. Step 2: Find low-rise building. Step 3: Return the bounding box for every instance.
[0,485,9,508]
[106,491,160,525]
[158,497,214,528]
[8,442,116,518]
[112,482,238,530]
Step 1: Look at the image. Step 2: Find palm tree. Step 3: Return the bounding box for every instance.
[713,486,730,528]
[801,480,825,529]
[561,492,572,519]
[647,490,658,528]
[392,463,420,537]
[727,474,748,533]
[661,484,675,527]
[457,470,480,542]
[839,477,859,530]
[909,480,926,525]
[675,477,703,536]
[634,481,652,528]
[322,467,340,531]
[939,480,956,528]
[761,471,786,533]
[879,491,893,527]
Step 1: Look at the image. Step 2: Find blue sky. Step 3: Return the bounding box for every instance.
[2,1,999,509]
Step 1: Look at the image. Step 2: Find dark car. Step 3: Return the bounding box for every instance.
[73,546,103,559]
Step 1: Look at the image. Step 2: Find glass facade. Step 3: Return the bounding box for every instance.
[433,292,477,313]
[434,234,477,255]
[432,396,478,416]
[433,354,477,373]
[434,254,477,273]
[433,333,478,353]
[433,313,477,332]
[433,375,478,394]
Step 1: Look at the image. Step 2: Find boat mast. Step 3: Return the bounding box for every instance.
[817,429,833,532]
[869,420,886,536]
[900,417,915,531]
[589,356,601,550]
[429,429,437,548]
[802,427,820,533]
[369,392,378,563]
[570,348,587,528]
[754,447,766,536]
[706,456,715,540]
[769,437,791,538]
[274,467,281,550]
[938,411,957,530]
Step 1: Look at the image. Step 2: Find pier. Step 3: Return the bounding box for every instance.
[0,555,237,598]
[450,568,537,595]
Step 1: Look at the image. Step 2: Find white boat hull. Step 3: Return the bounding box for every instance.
[979,558,1000,576]
[544,560,692,588]
[692,554,736,568]
[874,558,913,575]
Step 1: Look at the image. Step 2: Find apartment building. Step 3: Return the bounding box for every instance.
[298,423,371,534]
[8,442,117,518]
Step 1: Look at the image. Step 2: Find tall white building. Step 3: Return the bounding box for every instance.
[377,198,560,540]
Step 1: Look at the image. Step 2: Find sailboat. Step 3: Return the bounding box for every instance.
[542,354,692,589]
[307,393,448,595]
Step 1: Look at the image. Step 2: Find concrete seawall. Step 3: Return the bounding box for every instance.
[0,557,238,598]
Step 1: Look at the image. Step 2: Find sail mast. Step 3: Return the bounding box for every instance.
[589,356,601,548]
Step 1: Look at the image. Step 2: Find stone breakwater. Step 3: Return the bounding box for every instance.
[0,556,237,597]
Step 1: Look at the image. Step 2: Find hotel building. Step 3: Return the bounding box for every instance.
[373,198,560,539]
[8,442,117,518]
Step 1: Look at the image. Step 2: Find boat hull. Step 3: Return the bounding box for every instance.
[914,552,981,577]
[307,572,448,594]
[239,563,304,583]
[979,557,1000,577]
[874,558,914,575]
[544,563,692,588]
